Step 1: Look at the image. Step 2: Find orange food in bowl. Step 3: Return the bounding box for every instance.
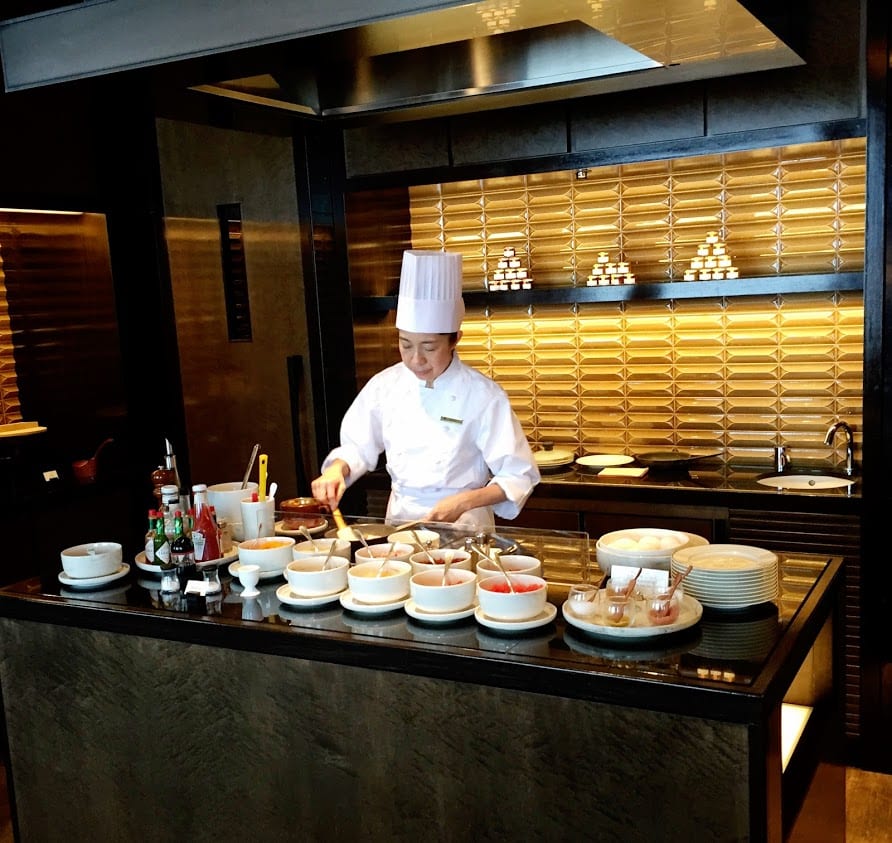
[241,538,291,550]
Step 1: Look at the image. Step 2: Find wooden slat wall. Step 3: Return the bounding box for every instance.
[729,508,862,743]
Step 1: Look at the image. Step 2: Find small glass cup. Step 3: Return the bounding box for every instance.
[604,595,634,627]
[159,566,180,594]
[201,566,222,594]
[645,590,681,626]
[566,584,600,618]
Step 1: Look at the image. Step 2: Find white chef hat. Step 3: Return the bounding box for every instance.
[395,250,465,334]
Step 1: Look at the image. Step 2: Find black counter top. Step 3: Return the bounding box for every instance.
[536,459,860,508]
[357,458,862,515]
[0,547,842,724]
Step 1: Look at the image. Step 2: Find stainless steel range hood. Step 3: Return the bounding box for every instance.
[191,0,805,121]
[1,0,804,121]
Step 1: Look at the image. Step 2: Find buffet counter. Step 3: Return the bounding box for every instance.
[0,533,843,842]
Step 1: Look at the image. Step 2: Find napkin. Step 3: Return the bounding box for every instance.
[598,466,649,478]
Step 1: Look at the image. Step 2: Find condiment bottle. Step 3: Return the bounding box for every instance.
[160,484,180,539]
[151,465,176,509]
[153,511,172,570]
[170,510,196,590]
[191,483,221,563]
[144,509,157,563]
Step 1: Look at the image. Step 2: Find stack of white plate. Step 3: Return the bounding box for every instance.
[671,543,779,610]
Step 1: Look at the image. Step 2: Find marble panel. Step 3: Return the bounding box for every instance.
[0,620,752,842]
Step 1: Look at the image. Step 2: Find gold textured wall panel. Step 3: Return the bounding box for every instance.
[408,138,865,288]
[356,139,866,465]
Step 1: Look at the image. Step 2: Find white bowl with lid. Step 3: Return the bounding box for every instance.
[596,528,705,575]
[60,542,122,579]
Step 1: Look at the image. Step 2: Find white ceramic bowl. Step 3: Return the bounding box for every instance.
[476,553,542,579]
[292,537,351,562]
[284,556,349,597]
[408,548,473,575]
[387,528,440,550]
[237,536,295,572]
[595,527,700,575]
[354,542,415,566]
[60,542,122,578]
[476,573,548,621]
[410,568,477,614]
[347,560,412,604]
[208,481,259,541]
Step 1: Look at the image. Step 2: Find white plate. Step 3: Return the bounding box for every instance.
[533,448,575,467]
[562,593,703,639]
[135,546,238,575]
[339,589,408,615]
[275,519,329,538]
[228,561,286,582]
[58,562,130,590]
[404,598,477,624]
[474,602,557,631]
[672,544,777,572]
[275,583,345,608]
[576,454,634,469]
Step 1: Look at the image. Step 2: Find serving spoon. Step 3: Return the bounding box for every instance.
[374,542,396,578]
[440,549,455,586]
[411,530,438,565]
[470,543,515,593]
[321,540,337,571]
[298,526,320,550]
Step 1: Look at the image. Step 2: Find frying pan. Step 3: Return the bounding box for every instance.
[633,450,723,470]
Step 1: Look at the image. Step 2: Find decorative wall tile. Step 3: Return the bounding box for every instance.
[332,143,862,463]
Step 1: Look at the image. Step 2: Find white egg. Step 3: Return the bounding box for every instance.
[659,536,682,549]
[637,536,660,550]
[611,537,638,550]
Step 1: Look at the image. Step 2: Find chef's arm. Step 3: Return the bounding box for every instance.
[311,459,351,511]
[425,483,507,524]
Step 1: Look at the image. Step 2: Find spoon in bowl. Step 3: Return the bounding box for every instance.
[298,526,320,550]
[441,549,455,586]
[321,539,337,571]
[411,530,438,565]
[375,542,396,578]
[471,543,514,593]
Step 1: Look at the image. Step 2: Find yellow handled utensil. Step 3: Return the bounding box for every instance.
[258,453,268,501]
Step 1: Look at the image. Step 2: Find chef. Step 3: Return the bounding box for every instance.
[311,249,540,529]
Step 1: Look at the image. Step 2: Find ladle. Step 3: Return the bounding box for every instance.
[240,443,260,490]
[470,543,514,593]
[71,437,114,484]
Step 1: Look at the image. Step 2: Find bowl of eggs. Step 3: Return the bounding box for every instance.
[595,527,707,575]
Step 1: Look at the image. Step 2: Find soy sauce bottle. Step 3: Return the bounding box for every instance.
[170,511,196,590]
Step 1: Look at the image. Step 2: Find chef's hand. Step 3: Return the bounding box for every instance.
[311,460,350,511]
[426,485,507,523]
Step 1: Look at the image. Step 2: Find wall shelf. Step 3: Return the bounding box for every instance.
[352,272,863,316]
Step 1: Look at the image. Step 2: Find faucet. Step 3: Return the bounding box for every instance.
[823,420,855,476]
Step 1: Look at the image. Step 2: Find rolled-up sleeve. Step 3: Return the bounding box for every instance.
[478,388,540,519]
[320,377,386,487]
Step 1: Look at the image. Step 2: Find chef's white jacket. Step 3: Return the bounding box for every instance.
[321,354,540,529]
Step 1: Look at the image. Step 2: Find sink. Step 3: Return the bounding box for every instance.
[757,473,855,490]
